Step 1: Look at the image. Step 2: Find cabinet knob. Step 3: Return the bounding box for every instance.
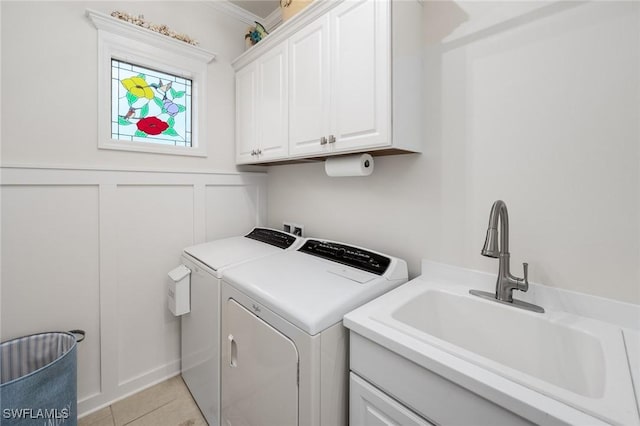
[257,149,262,155]
[328,135,336,144]
[320,136,327,145]
[250,150,256,156]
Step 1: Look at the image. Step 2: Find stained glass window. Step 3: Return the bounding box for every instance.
[111,59,192,147]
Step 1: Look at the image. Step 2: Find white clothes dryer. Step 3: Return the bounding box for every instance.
[180,228,302,425]
[220,239,408,426]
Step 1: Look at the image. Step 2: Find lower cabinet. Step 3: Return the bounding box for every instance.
[350,373,434,426]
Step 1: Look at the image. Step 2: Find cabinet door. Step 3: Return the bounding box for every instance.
[257,42,289,162]
[350,373,434,426]
[289,15,331,157]
[221,299,298,426]
[330,0,390,152]
[235,63,257,164]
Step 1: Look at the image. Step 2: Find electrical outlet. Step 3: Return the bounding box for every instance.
[284,221,304,237]
[292,224,304,237]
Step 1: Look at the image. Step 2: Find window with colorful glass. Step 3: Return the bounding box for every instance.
[111,59,192,147]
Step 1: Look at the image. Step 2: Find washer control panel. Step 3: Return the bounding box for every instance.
[245,228,297,249]
[298,240,391,275]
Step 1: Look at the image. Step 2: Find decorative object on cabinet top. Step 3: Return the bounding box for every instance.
[245,21,269,49]
[110,10,198,46]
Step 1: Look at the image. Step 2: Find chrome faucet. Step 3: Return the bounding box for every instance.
[470,200,544,313]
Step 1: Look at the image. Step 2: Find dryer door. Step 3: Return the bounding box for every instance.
[222,298,299,426]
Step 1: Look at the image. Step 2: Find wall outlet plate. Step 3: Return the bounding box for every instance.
[283,222,304,237]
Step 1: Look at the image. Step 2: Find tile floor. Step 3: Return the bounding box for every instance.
[78,376,206,426]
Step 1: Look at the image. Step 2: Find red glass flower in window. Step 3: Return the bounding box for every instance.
[136,116,169,135]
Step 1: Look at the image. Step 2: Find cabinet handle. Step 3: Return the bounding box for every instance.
[257,149,262,155]
[328,135,336,144]
[320,136,327,145]
[250,150,256,156]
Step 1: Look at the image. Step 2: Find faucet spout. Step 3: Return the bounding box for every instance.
[480,200,527,303]
[481,200,509,258]
[471,200,543,313]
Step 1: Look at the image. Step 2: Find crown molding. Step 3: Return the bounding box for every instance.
[203,1,261,26]
[203,1,282,31]
[263,7,283,32]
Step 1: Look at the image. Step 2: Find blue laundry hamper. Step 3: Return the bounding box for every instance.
[0,330,85,426]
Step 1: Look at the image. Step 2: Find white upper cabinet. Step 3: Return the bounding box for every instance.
[236,41,289,164]
[289,15,331,157]
[329,0,390,153]
[235,64,257,164]
[233,0,423,165]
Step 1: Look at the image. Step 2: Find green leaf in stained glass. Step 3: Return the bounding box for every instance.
[153,97,163,108]
[140,104,149,118]
[118,117,132,126]
[126,92,137,106]
[170,87,178,98]
[137,73,146,79]
[167,117,175,128]
[162,128,179,137]
[134,130,147,138]
[173,91,185,99]
[177,105,186,112]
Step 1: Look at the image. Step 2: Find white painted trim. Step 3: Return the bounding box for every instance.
[264,7,284,32]
[203,0,262,26]
[86,9,216,63]
[1,167,267,186]
[0,163,266,176]
[202,0,280,31]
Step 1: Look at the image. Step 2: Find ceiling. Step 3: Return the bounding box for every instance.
[228,0,280,19]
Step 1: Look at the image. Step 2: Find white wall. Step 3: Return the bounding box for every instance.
[1,1,247,171]
[0,0,265,416]
[268,1,640,305]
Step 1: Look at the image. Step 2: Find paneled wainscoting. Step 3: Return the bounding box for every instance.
[0,166,267,416]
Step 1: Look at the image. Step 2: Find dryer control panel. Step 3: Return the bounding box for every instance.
[245,228,298,249]
[298,240,391,275]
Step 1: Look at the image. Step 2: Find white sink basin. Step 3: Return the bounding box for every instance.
[392,289,605,398]
[344,262,640,426]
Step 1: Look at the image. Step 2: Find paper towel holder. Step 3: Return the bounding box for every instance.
[325,153,374,177]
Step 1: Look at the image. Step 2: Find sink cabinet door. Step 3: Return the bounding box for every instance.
[350,373,434,426]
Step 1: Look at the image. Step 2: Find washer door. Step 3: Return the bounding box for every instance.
[222,298,299,426]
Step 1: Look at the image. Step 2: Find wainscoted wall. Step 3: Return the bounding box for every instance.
[0,166,267,415]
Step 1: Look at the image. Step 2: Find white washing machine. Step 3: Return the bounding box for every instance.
[180,228,303,426]
[220,239,408,426]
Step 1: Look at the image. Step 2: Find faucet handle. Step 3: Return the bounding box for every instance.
[522,262,529,291]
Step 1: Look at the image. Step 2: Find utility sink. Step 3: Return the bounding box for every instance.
[391,289,606,399]
[344,261,640,426]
